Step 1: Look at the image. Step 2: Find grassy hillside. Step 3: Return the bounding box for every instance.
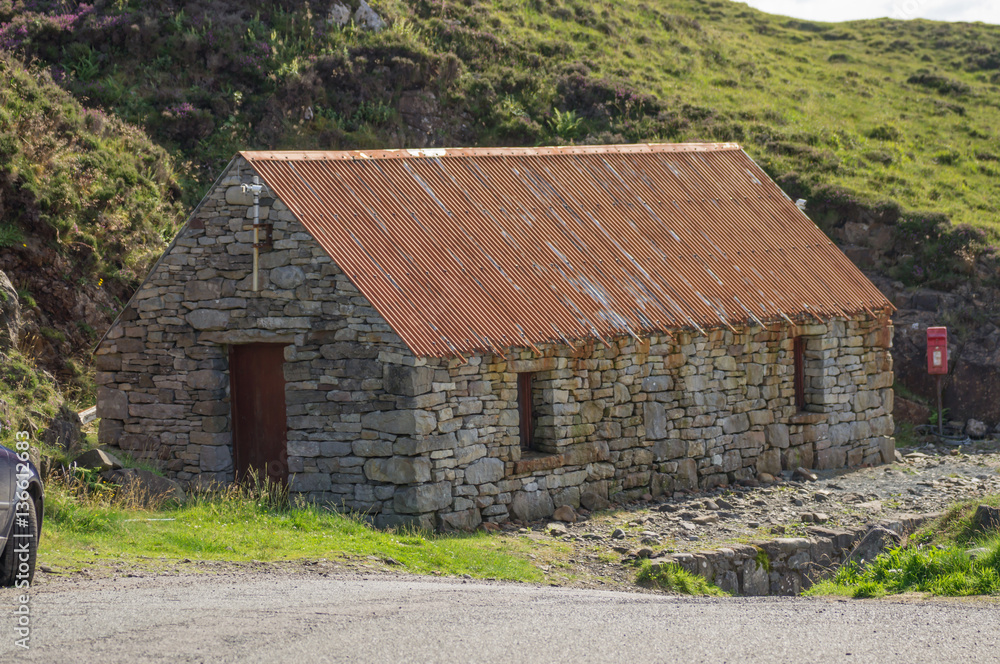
[1,0,999,428]
[0,53,185,429]
[1,0,998,226]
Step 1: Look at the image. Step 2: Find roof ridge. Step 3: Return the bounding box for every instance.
[239,142,743,162]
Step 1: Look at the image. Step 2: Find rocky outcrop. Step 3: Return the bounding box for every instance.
[0,270,20,351]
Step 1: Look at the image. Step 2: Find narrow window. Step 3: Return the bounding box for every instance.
[517,372,534,450]
[793,336,806,411]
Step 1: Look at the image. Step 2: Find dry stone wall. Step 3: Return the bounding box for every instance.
[95,157,896,530]
[653,515,929,596]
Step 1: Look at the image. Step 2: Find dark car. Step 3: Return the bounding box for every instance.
[0,439,43,587]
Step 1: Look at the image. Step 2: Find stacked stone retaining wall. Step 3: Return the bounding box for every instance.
[652,515,930,596]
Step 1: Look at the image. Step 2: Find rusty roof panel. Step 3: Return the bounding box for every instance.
[242,143,891,357]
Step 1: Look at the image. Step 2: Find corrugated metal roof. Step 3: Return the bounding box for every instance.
[242,143,891,358]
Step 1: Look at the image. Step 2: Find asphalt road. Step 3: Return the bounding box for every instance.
[2,573,998,663]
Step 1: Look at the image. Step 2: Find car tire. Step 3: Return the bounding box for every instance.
[0,495,39,587]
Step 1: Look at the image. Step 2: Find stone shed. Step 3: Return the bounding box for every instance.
[95,143,896,529]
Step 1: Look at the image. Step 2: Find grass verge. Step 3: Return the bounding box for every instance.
[806,495,1000,599]
[636,560,729,596]
[40,476,547,582]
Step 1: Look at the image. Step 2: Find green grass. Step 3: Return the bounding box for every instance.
[807,495,1000,598]
[40,478,545,582]
[636,559,730,596]
[806,537,1000,598]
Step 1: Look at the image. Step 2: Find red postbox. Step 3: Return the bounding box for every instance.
[927,327,948,375]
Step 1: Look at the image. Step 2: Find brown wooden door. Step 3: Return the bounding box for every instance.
[229,343,289,486]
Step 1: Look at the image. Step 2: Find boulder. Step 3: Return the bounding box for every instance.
[971,505,1000,534]
[42,405,83,454]
[72,449,123,472]
[327,2,350,27]
[100,468,186,506]
[0,270,20,351]
[552,505,577,523]
[965,419,988,439]
[353,0,385,31]
[845,526,902,569]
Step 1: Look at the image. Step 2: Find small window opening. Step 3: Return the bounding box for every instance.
[793,336,806,411]
[517,372,535,450]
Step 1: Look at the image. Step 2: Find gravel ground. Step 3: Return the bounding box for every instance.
[493,440,1000,588]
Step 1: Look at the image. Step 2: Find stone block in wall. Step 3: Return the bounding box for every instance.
[128,403,185,419]
[764,423,789,449]
[580,400,605,424]
[361,409,436,435]
[98,418,123,445]
[551,486,580,508]
[801,423,829,445]
[782,444,814,470]
[352,440,393,457]
[720,413,749,435]
[270,265,305,289]
[454,443,487,465]
[675,458,698,491]
[828,423,852,446]
[394,481,452,514]
[650,472,673,497]
[394,433,457,456]
[98,387,129,420]
[733,431,765,451]
[869,416,893,437]
[853,390,881,412]
[465,457,505,485]
[439,508,482,531]
[510,489,554,522]
[95,354,122,371]
[186,370,228,390]
[652,438,685,462]
[200,445,233,472]
[185,309,230,330]
[383,364,434,397]
[364,457,431,484]
[183,280,222,301]
[722,450,741,473]
[641,375,673,392]
[756,449,781,476]
[815,446,847,470]
[376,513,436,531]
[847,447,864,467]
[644,402,668,439]
[742,559,770,596]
